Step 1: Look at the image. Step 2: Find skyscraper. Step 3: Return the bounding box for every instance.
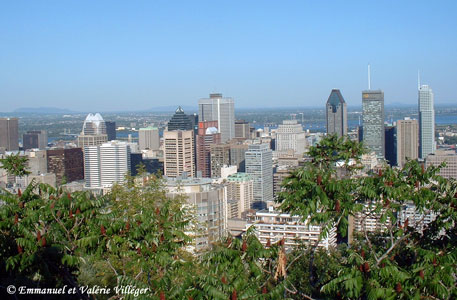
[77,113,108,149]
[84,141,131,188]
[326,89,348,137]
[275,120,307,155]
[23,130,47,150]
[163,130,195,178]
[362,90,385,158]
[397,118,419,167]
[105,121,116,141]
[384,126,397,166]
[245,143,273,209]
[47,148,84,185]
[235,120,250,140]
[418,85,435,159]
[199,93,235,143]
[210,143,230,178]
[138,127,160,151]
[196,121,220,178]
[0,118,19,151]
[167,107,193,131]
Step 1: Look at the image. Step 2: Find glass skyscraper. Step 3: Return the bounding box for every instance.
[418,85,435,159]
[362,90,385,158]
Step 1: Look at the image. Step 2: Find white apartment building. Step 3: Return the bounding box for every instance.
[163,130,195,178]
[226,173,254,217]
[245,208,337,250]
[275,120,307,155]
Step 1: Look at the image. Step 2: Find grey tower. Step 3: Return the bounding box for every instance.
[0,118,19,151]
[418,85,435,159]
[198,93,235,143]
[362,90,385,158]
[245,143,273,209]
[326,89,348,137]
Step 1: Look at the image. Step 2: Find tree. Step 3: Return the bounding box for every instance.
[278,135,457,299]
[0,153,31,177]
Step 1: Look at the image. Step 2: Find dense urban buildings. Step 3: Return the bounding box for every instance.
[196,121,220,178]
[77,113,108,149]
[198,93,235,143]
[0,117,19,151]
[275,120,307,155]
[326,89,348,137]
[138,126,160,151]
[418,84,436,159]
[84,141,131,189]
[23,130,47,150]
[362,90,385,158]
[245,143,273,209]
[396,118,419,167]
[163,129,195,178]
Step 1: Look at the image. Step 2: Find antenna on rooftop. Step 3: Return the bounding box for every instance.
[418,70,421,90]
[368,64,371,90]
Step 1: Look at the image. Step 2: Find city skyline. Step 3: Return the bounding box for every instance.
[1,1,457,112]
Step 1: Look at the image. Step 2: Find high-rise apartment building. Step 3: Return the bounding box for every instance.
[418,85,435,159]
[199,93,235,143]
[210,143,230,178]
[23,130,47,150]
[139,127,160,151]
[163,130,194,178]
[196,121,220,178]
[245,143,273,209]
[396,118,419,167]
[0,118,19,151]
[275,120,307,155]
[77,113,108,149]
[105,121,116,141]
[84,141,131,188]
[362,90,385,158]
[226,173,254,216]
[47,148,84,185]
[326,89,348,137]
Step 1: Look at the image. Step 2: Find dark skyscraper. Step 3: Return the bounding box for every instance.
[326,89,348,137]
[23,130,47,150]
[0,118,19,151]
[105,121,116,141]
[167,107,193,131]
[46,148,84,185]
[384,125,397,166]
[362,90,385,158]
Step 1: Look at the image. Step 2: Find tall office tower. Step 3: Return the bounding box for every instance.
[167,107,193,131]
[163,130,195,178]
[362,90,385,158]
[105,121,116,141]
[275,120,307,155]
[77,113,108,149]
[210,143,231,178]
[139,127,160,150]
[235,120,250,140]
[230,143,248,172]
[226,173,254,217]
[397,118,419,167]
[23,130,47,150]
[47,148,84,185]
[326,89,348,137]
[84,141,131,188]
[245,143,273,209]
[418,85,435,159]
[384,126,397,166]
[0,118,19,151]
[196,121,220,178]
[199,93,235,143]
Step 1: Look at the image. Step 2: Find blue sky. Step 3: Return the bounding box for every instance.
[1,0,456,111]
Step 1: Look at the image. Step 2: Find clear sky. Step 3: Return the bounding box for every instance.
[1,0,456,112]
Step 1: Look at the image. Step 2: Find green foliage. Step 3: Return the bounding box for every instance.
[0,153,31,177]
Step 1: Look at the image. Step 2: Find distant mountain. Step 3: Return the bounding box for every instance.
[13,107,78,114]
